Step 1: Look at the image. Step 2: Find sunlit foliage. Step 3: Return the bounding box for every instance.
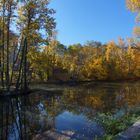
[29,39,140,81]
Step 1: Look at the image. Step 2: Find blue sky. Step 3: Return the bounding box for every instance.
[50,0,137,46]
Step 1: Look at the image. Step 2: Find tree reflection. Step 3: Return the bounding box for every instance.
[0,82,140,139]
[0,95,55,140]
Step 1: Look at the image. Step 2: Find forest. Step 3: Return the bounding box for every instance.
[29,38,140,82]
[0,0,139,94]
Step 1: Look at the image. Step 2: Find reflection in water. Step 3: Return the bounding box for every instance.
[0,82,140,140]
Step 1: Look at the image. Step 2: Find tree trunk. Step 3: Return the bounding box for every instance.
[6,0,13,91]
[1,0,6,89]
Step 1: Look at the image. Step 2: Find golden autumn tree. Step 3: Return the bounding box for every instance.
[0,0,56,93]
[126,0,140,37]
[126,0,140,78]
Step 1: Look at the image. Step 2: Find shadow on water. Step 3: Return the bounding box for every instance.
[0,82,140,140]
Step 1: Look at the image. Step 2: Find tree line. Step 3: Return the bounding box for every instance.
[28,39,140,82]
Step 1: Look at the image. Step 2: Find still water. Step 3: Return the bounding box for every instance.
[0,82,140,140]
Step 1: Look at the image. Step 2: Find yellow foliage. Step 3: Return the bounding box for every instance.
[105,41,118,61]
[126,0,140,11]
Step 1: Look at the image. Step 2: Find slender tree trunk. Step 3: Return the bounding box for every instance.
[6,1,12,91]
[6,17,10,91]
[23,38,27,92]
[16,39,25,91]
[0,30,2,89]
[22,15,31,92]
[1,0,6,89]
[10,41,21,88]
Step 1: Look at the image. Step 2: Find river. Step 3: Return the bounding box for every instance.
[0,81,140,140]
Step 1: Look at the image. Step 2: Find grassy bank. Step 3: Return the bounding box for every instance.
[95,105,140,139]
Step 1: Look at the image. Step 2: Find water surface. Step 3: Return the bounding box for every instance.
[0,82,140,140]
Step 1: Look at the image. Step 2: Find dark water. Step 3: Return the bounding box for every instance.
[0,82,140,140]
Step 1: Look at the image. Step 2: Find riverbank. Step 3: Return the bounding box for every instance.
[95,105,140,140]
[31,78,140,86]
